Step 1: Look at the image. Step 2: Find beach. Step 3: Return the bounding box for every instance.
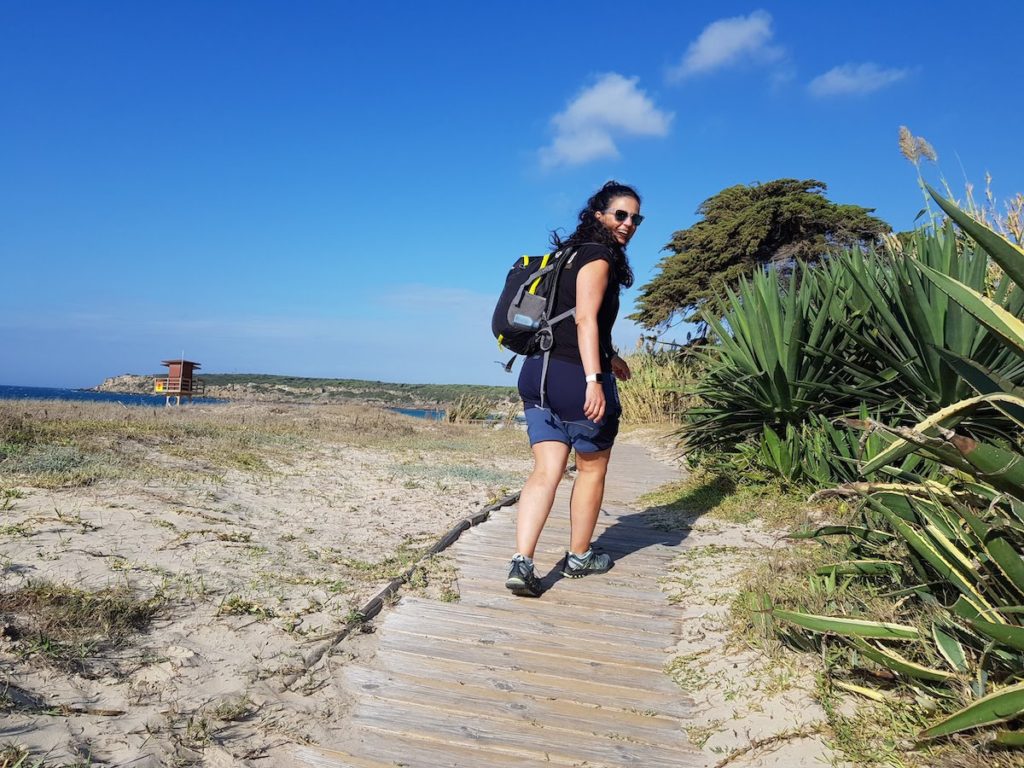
[0,399,532,765]
[0,399,841,767]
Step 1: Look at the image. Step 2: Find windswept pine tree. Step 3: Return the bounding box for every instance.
[631,179,891,328]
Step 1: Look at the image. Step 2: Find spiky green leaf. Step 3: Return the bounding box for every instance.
[920,681,1024,738]
[849,637,955,682]
[773,608,919,639]
[927,184,1024,289]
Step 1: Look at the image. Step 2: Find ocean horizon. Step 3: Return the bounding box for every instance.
[0,384,223,407]
[0,385,450,419]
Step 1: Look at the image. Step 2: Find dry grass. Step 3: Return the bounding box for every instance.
[618,348,700,425]
[0,399,529,489]
[0,581,160,675]
[899,126,1024,246]
[444,395,493,423]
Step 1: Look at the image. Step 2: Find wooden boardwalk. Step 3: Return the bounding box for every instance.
[293,442,703,767]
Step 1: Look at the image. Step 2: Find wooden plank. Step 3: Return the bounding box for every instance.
[391,597,673,649]
[466,511,678,537]
[454,557,663,577]
[455,559,671,599]
[455,557,672,590]
[377,649,693,717]
[351,699,698,768]
[489,518,683,540]
[345,666,684,744]
[442,603,678,640]
[454,538,679,559]
[457,531,679,553]
[449,591,680,634]
[451,575,680,620]
[384,608,673,657]
[376,634,681,697]
[454,557,676,584]
[382,623,668,673]
[454,544,678,566]
[312,730,573,767]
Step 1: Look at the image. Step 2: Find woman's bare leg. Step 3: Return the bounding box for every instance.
[568,448,611,554]
[515,440,571,558]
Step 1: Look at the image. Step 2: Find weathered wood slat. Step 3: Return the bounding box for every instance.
[376,632,671,690]
[391,596,674,649]
[453,548,678,574]
[451,575,680,619]
[384,605,670,648]
[345,666,684,744]
[382,623,669,672]
[470,518,682,542]
[313,731,568,767]
[448,593,681,635]
[374,647,693,718]
[454,569,671,600]
[453,563,673,604]
[352,700,692,768]
[463,516,680,543]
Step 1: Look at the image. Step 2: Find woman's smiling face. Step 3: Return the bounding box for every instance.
[595,195,641,246]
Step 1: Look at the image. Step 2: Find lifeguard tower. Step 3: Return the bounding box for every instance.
[154,359,205,405]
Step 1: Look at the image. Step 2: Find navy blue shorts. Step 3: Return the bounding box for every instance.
[518,355,621,453]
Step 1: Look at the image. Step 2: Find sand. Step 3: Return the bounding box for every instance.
[0,405,836,767]
[0,402,532,765]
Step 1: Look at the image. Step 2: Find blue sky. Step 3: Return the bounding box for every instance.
[3,1,1023,388]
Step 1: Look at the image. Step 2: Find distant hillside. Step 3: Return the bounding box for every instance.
[94,373,517,407]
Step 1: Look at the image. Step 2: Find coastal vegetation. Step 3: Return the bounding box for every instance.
[641,138,1024,764]
[631,178,891,328]
[616,345,698,425]
[96,372,516,408]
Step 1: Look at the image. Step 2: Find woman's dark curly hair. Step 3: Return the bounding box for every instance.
[550,180,639,288]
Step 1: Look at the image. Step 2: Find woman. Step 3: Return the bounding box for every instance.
[505,180,640,597]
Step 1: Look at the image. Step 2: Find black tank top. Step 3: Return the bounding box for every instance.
[549,243,619,370]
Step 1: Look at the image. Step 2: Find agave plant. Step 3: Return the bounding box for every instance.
[753,406,939,488]
[684,263,858,451]
[831,225,1024,440]
[773,189,1024,744]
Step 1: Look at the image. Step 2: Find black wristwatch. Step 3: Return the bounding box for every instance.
[585,373,604,383]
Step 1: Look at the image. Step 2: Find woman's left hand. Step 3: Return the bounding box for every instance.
[611,354,631,381]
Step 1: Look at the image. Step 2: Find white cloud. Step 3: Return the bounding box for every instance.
[808,63,909,97]
[539,73,672,168]
[668,10,782,81]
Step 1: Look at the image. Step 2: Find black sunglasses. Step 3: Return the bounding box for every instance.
[608,209,644,226]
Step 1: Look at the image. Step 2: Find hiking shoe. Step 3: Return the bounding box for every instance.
[505,554,542,597]
[560,548,612,578]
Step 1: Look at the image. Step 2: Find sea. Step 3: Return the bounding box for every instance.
[0,384,223,407]
[0,385,449,419]
[388,407,446,420]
